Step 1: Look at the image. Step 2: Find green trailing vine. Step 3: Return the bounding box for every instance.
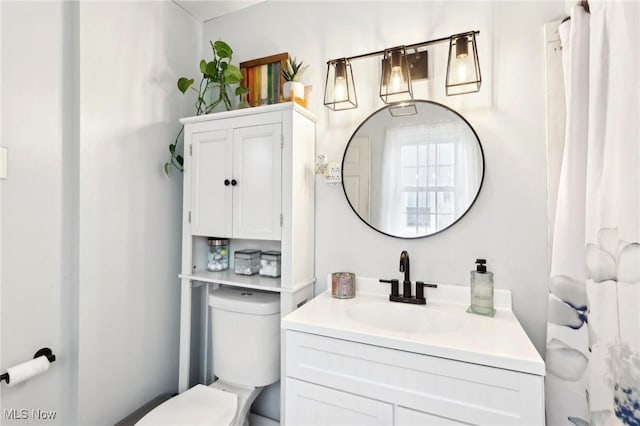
[164,40,248,175]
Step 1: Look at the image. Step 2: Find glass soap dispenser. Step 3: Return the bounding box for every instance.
[467,258,495,317]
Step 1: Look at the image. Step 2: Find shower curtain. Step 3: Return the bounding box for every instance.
[545,2,639,425]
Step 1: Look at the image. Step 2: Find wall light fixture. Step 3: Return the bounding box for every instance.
[379,46,422,116]
[324,58,358,111]
[323,30,480,114]
[380,46,413,104]
[445,31,481,96]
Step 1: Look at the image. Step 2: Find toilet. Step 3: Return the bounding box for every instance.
[137,287,281,426]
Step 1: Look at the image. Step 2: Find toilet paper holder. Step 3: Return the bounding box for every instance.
[0,347,56,384]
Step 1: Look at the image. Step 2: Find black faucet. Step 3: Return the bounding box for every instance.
[379,250,438,305]
[399,250,411,298]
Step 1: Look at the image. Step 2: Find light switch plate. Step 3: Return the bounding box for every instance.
[315,153,328,175]
[0,147,7,180]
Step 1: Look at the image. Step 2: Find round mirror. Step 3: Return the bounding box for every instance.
[341,100,485,239]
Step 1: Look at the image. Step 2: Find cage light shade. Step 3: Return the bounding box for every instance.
[324,58,357,111]
[388,101,417,117]
[446,32,481,96]
[380,46,413,105]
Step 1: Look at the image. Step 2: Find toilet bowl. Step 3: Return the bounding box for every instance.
[137,287,281,426]
[136,382,259,426]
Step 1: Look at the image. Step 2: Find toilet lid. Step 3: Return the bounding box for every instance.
[136,384,237,426]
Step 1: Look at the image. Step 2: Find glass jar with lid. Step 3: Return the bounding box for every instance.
[207,238,229,272]
[259,251,281,278]
[234,249,260,275]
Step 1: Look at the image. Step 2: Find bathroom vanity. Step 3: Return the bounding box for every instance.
[281,277,545,425]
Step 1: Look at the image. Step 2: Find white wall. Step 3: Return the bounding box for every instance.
[204,1,566,357]
[1,1,199,424]
[76,2,199,424]
[1,2,69,423]
[0,0,3,413]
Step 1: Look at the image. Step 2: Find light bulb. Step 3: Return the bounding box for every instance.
[390,66,404,91]
[334,76,347,102]
[457,62,467,82]
[454,35,469,82]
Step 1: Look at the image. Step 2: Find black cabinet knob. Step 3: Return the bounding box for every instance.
[224,179,230,186]
[231,179,238,186]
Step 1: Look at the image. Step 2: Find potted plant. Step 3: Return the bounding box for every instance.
[164,40,248,175]
[281,56,308,101]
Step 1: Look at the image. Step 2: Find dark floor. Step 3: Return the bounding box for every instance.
[114,394,174,426]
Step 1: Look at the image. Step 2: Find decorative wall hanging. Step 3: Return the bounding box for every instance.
[240,52,289,107]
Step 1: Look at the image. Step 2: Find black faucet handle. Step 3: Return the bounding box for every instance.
[379,279,399,297]
[416,281,438,300]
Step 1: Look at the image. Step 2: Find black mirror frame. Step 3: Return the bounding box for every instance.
[340,99,486,239]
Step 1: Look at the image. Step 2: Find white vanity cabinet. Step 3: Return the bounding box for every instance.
[282,279,546,426]
[286,378,393,426]
[284,330,544,426]
[178,103,316,392]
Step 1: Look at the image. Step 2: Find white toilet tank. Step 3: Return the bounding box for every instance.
[209,287,280,387]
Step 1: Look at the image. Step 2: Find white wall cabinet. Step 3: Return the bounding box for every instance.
[178,103,316,392]
[191,123,282,240]
[284,330,545,426]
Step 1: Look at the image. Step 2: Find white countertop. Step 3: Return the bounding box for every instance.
[281,276,545,376]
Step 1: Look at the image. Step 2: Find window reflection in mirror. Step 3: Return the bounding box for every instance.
[342,100,484,239]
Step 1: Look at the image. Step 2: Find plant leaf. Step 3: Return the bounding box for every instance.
[163,163,169,176]
[205,61,217,78]
[298,64,309,77]
[177,77,194,94]
[169,143,176,154]
[224,64,243,84]
[236,86,249,96]
[176,155,184,167]
[214,40,233,59]
[199,59,207,74]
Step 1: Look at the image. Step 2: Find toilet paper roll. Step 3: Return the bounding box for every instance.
[6,356,50,386]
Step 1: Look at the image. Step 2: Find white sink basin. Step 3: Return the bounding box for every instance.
[346,302,462,334]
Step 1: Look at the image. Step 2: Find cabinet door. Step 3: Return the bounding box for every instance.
[396,406,473,426]
[342,136,371,221]
[190,129,233,237]
[285,378,393,426]
[232,123,282,240]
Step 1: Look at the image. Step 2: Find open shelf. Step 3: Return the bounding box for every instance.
[180,269,315,294]
[181,269,283,293]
